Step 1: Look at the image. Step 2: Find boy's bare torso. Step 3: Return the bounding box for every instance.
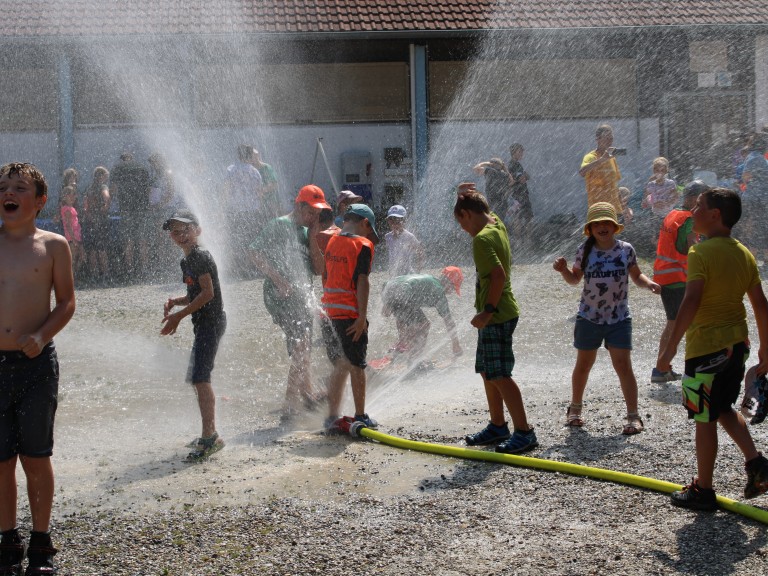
[0,228,57,350]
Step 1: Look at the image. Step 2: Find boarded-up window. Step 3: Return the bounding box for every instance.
[430,59,636,120]
[195,62,409,126]
[0,68,58,130]
[73,65,186,127]
[689,41,729,73]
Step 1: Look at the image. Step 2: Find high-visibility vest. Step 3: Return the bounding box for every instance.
[322,233,374,319]
[653,209,692,285]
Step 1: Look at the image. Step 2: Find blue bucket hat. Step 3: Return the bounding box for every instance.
[346,203,379,243]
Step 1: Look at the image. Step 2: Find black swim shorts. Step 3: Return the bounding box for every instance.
[0,344,59,461]
[186,314,227,385]
[321,317,368,368]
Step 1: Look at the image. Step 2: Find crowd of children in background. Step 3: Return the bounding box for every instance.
[5,127,768,573]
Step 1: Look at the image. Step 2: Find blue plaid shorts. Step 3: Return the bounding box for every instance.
[475,317,518,380]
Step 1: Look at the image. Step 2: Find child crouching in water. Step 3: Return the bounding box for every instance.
[454,183,538,454]
[553,202,660,434]
[161,210,226,461]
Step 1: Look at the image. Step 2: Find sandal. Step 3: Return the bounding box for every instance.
[0,537,25,576]
[565,403,584,427]
[186,432,224,462]
[622,413,644,435]
[25,532,56,575]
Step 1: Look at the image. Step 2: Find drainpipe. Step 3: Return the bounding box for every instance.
[57,49,74,175]
[410,43,428,204]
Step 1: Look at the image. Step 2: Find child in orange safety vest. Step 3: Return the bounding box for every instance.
[320,203,380,432]
[651,180,708,382]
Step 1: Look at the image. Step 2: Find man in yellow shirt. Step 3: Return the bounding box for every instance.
[579,124,623,215]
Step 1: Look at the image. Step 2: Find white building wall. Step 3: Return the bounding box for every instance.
[423,117,660,223]
[2,119,661,226]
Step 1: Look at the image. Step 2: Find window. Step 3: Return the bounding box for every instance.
[430,59,637,120]
[195,62,409,125]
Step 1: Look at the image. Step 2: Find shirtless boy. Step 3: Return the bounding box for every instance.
[0,163,75,575]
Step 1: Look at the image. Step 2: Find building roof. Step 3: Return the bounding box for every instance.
[4,1,768,38]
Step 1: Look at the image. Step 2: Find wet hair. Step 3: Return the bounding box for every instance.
[700,187,742,229]
[618,186,631,202]
[92,166,109,181]
[652,157,669,171]
[237,145,254,162]
[595,124,613,138]
[683,179,709,197]
[119,152,134,162]
[580,234,597,271]
[0,162,48,197]
[62,167,78,188]
[489,157,506,168]
[453,189,490,217]
[509,143,524,155]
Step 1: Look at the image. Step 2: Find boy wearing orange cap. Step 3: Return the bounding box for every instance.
[380,267,464,364]
[250,184,330,418]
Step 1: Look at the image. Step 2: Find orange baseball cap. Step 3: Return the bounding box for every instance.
[441,266,463,296]
[295,184,331,210]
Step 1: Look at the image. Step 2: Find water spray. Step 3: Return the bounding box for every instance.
[335,420,768,526]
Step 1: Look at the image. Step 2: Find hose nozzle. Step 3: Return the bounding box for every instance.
[349,421,366,437]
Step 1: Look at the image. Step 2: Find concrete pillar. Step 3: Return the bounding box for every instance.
[410,44,428,195]
[756,35,768,131]
[56,50,74,173]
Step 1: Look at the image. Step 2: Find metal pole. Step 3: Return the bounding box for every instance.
[316,137,339,195]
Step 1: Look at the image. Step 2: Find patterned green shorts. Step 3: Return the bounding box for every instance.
[682,342,749,423]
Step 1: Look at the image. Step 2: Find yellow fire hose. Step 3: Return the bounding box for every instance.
[349,423,768,526]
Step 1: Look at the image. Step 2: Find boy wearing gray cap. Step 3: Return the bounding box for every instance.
[161,209,226,462]
[384,204,424,277]
[321,204,380,431]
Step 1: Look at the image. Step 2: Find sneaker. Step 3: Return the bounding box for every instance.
[651,368,682,383]
[25,531,57,575]
[465,422,511,446]
[670,478,717,511]
[354,413,378,429]
[495,428,539,454]
[0,528,25,575]
[744,453,768,499]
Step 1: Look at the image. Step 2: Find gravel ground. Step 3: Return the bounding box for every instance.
[11,260,768,574]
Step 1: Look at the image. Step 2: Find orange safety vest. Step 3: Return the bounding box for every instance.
[653,209,692,285]
[322,233,374,319]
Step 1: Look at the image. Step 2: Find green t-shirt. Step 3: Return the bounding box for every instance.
[472,213,519,323]
[685,237,760,359]
[258,163,280,216]
[249,215,313,311]
[382,274,451,318]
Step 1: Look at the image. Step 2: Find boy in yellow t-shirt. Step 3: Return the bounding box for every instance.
[660,188,768,510]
